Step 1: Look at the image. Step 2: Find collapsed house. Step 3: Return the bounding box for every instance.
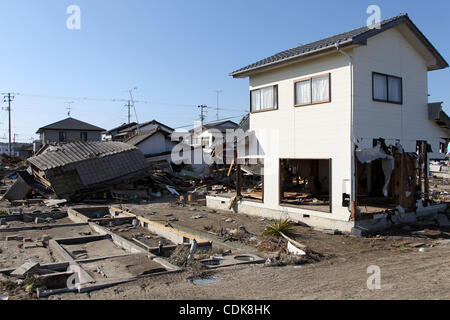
[207,13,450,233]
[26,141,150,201]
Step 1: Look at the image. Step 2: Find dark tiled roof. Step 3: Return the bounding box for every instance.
[36,117,106,133]
[106,122,137,134]
[189,120,239,133]
[124,126,171,146]
[120,120,174,134]
[230,13,448,77]
[28,141,140,170]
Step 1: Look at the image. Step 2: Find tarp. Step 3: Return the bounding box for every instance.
[355,145,395,197]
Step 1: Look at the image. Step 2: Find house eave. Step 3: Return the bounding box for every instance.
[230,40,355,78]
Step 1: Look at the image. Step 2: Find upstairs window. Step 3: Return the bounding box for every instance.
[59,132,67,142]
[373,72,403,104]
[250,85,278,112]
[295,73,330,106]
[80,132,88,142]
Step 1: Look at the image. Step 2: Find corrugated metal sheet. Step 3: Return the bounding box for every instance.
[28,141,140,170]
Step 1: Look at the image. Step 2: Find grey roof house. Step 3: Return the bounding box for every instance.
[28,141,150,200]
[36,117,106,144]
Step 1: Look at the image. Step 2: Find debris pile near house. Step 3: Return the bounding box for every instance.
[0,139,246,207]
[24,141,151,202]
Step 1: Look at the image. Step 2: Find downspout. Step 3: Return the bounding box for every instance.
[335,43,356,218]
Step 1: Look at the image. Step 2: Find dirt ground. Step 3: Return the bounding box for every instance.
[1,198,449,300]
[47,237,450,300]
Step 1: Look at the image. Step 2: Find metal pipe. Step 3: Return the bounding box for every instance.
[335,43,356,214]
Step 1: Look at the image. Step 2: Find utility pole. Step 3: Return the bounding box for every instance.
[13,133,18,157]
[128,87,139,132]
[214,90,222,121]
[2,93,14,156]
[125,100,132,124]
[198,105,208,126]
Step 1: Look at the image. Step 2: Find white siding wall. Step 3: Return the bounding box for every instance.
[249,53,352,221]
[136,132,176,156]
[353,27,447,155]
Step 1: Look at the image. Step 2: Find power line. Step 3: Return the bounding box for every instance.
[11,92,247,112]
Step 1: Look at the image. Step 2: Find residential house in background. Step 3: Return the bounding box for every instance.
[189,120,239,154]
[124,125,177,166]
[107,120,174,142]
[104,122,137,141]
[207,13,450,233]
[36,117,106,146]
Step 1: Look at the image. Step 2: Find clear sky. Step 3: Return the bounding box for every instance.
[1,0,449,142]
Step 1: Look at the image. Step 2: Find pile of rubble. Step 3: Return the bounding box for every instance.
[0,141,241,207]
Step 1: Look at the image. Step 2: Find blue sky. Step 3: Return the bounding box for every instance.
[1,0,449,142]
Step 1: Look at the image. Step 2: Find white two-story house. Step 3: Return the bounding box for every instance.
[207,13,450,233]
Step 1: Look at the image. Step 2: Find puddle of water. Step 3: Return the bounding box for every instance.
[192,277,220,286]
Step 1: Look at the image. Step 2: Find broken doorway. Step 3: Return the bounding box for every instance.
[240,158,264,202]
[279,159,331,213]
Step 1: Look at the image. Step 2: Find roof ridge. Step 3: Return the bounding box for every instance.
[229,13,437,76]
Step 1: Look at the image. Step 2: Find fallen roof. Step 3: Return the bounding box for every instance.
[230,13,448,78]
[36,117,106,134]
[124,126,172,146]
[28,141,140,171]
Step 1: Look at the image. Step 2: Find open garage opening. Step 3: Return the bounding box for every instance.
[279,159,331,213]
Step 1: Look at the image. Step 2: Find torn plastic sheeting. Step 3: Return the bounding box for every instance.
[381,157,395,197]
[356,145,394,197]
[166,185,180,196]
[355,145,393,163]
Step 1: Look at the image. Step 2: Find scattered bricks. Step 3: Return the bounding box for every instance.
[10,261,40,278]
[34,217,46,224]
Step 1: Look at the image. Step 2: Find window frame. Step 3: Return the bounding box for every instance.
[294,73,331,107]
[250,84,278,114]
[372,72,403,105]
[59,132,67,142]
[80,132,88,142]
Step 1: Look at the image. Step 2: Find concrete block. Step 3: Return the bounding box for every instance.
[10,261,40,278]
[313,228,339,235]
[351,227,368,237]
